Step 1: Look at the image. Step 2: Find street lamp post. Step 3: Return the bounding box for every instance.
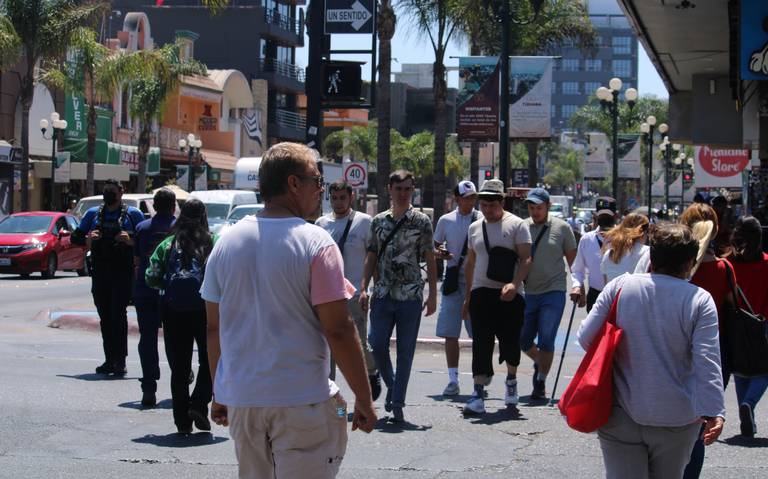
[40,112,68,211]
[640,117,667,220]
[595,78,637,202]
[488,0,545,188]
[659,139,681,211]
[673,151,694,208]
[179,133,202,192]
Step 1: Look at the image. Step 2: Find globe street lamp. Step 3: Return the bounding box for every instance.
[179,133,203,192]
[595,78,637,202]
[485,0,545,187]
[640,116,666,220]
[40,112,68,211]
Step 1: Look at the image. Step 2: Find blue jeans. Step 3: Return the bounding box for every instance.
[369,294,422,409]
[134,297,161,394]
[520,290,567,352]
[734,375,768,409]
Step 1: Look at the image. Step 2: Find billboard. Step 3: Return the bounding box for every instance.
[617,135,641,179]
[456,57,500,142]
[740,0,768,81]
[584,132,609,179]
[508,57,553,139]
[693,146,750,188]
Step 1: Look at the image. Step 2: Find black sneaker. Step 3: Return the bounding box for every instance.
[189,408,211,431]
[369,373,382,401]
[740,403,756,437]
[111,362,127,377]
[95,362,114,375]
[177,425,193,435]
[141,392,157,408]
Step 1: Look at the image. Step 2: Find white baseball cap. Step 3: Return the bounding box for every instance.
[457,180,478,197]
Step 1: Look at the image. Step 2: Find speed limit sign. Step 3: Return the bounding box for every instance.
[342,162,368,188]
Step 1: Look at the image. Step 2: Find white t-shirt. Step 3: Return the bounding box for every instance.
[315,210,372,292]
[468,212,531,291]
[200,216,354,408]
[601,242,649,282]
[434,208,482,273]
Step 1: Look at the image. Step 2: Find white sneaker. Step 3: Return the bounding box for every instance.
[464,393,485,415]
[505,379,519,406]
[443,381,460,396]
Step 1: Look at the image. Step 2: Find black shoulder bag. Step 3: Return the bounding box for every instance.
[442,212,476,295]
[721,261,768,377]
[336,211,355,255]
[531,223,549,260]
[483,220,519,283]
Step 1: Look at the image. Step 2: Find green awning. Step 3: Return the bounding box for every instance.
[61,139,160,176]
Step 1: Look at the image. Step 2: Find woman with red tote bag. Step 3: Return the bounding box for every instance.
[571,224,725,479]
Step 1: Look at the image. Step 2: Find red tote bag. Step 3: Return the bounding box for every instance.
[558,290,624,433]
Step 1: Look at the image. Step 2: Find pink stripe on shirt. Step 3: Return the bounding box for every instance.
[311,244,356,305]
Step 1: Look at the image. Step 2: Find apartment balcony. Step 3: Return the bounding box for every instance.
[263,8,304,47]
[256,58,305,93]
[268,108,306,142]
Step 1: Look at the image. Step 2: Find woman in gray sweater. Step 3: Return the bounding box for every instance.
[577,223,725,479]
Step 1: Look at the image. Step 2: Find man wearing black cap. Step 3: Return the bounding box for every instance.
[570,197,618,312]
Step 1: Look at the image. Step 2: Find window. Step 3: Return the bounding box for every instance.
[612,59,632,77]
[260,39,268,59]
[594,36,603,47]
[562,105,578,119]
[551,104,557,118]
[584,82,601,94]
[276,45,292,64]
[612,37,632,55]
[562,59,579,72]
[562,82,579,95]
[585,59,602,72]
[551,81,557,94]
[275,93,288,108]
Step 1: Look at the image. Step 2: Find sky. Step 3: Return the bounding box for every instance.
[295,22,669,99]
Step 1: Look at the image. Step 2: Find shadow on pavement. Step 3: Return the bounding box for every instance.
[374,417,433,433]
[132,432,229,448]
[56,373,137,381]
[119,398,173,410]
[518,395,550,407]
[722,435,768,448]
[426,394,473,404]
[464,406,527,425]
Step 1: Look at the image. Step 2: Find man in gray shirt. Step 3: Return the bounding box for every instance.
[521,188,577,400]
[316,181,381,400]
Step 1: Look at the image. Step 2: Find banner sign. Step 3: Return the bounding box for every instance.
[508,57,553,139]
[456,57,500,142]
[617,135,641,179]
[740,0,768,81]
[693,146,750,188]
[64,94,87,141]
[54,151,71,184]
[584,132,609,179]
[176,165,208,191]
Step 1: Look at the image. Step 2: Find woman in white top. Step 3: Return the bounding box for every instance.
[600,213,649,283]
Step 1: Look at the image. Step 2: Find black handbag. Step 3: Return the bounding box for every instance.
[483,221,518,283]
[441,212,476,295]
[722,261,768,377]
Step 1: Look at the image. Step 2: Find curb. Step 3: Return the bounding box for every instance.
[41,309,471,348]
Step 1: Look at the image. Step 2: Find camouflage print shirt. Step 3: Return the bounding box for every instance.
[368,206,433,301]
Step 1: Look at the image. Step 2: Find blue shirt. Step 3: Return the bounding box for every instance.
[133,214,175,299]
[77,204,145,235]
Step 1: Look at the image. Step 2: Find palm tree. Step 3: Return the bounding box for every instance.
[42,27,139,196]
[2,0,105,211]
[127,42,206,193]
[376,0,396,212]
[0,17,20,72]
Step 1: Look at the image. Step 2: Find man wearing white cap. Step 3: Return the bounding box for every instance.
[433,180,483,396]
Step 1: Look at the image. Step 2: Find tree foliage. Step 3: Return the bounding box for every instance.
[569,95,669,137]
[543,146,582,192]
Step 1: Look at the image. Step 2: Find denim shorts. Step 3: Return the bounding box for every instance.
[520,290,567,352]
[436,284,472,339]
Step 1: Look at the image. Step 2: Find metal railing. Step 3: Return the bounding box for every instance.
[259,58,306,83]
[273,109,306,130]
[265,9,301,36]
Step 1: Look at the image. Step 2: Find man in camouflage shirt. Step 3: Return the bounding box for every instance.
[360,170,437,423]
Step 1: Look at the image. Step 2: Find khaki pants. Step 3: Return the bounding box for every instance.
[229,395,348,479]
[330,296,377,380]
[598,406,700,479]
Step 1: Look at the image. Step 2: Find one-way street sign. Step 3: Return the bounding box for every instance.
[324,0,374,34]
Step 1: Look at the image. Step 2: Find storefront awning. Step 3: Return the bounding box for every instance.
[32,160,130,182]
[61,138,160,176]
[201,149,237,172]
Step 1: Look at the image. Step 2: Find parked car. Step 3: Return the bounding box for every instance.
[190,190,259,233]
[0,212,88,278]
[226,204,265,225]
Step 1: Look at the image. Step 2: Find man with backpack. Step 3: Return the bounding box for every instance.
[73,179,144,376]
[132,188,176,408]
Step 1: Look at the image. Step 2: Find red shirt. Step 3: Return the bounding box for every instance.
[691,258,734,321]
[731,253,768,318]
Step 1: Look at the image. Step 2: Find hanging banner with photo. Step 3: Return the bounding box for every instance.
[456,57,500,142]
[693,146,750,188]
[177,165,208,192]
[508,57,553,139]
[54,152,71,184]
[584,132,610,179]
[617,135,641,179]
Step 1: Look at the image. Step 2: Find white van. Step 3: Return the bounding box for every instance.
[190,189,259,233]
[234,157,261,191]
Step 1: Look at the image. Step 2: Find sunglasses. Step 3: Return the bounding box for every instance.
[297,174,324,188]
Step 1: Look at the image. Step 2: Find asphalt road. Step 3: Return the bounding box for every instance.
[1,272,767,478]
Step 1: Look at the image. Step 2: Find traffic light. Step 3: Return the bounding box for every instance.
[576,182,582,190]
[485,170,492,180]
[682,172,693,190]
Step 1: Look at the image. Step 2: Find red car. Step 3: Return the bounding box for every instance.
[0,211,88,278]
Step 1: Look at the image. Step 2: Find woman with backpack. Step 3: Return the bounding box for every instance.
[146,198,218,434]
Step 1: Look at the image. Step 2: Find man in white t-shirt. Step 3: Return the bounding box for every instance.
[316,181,381,400]
[461,180,532,415]
[202,143,376,479]
[433,180,482,396]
